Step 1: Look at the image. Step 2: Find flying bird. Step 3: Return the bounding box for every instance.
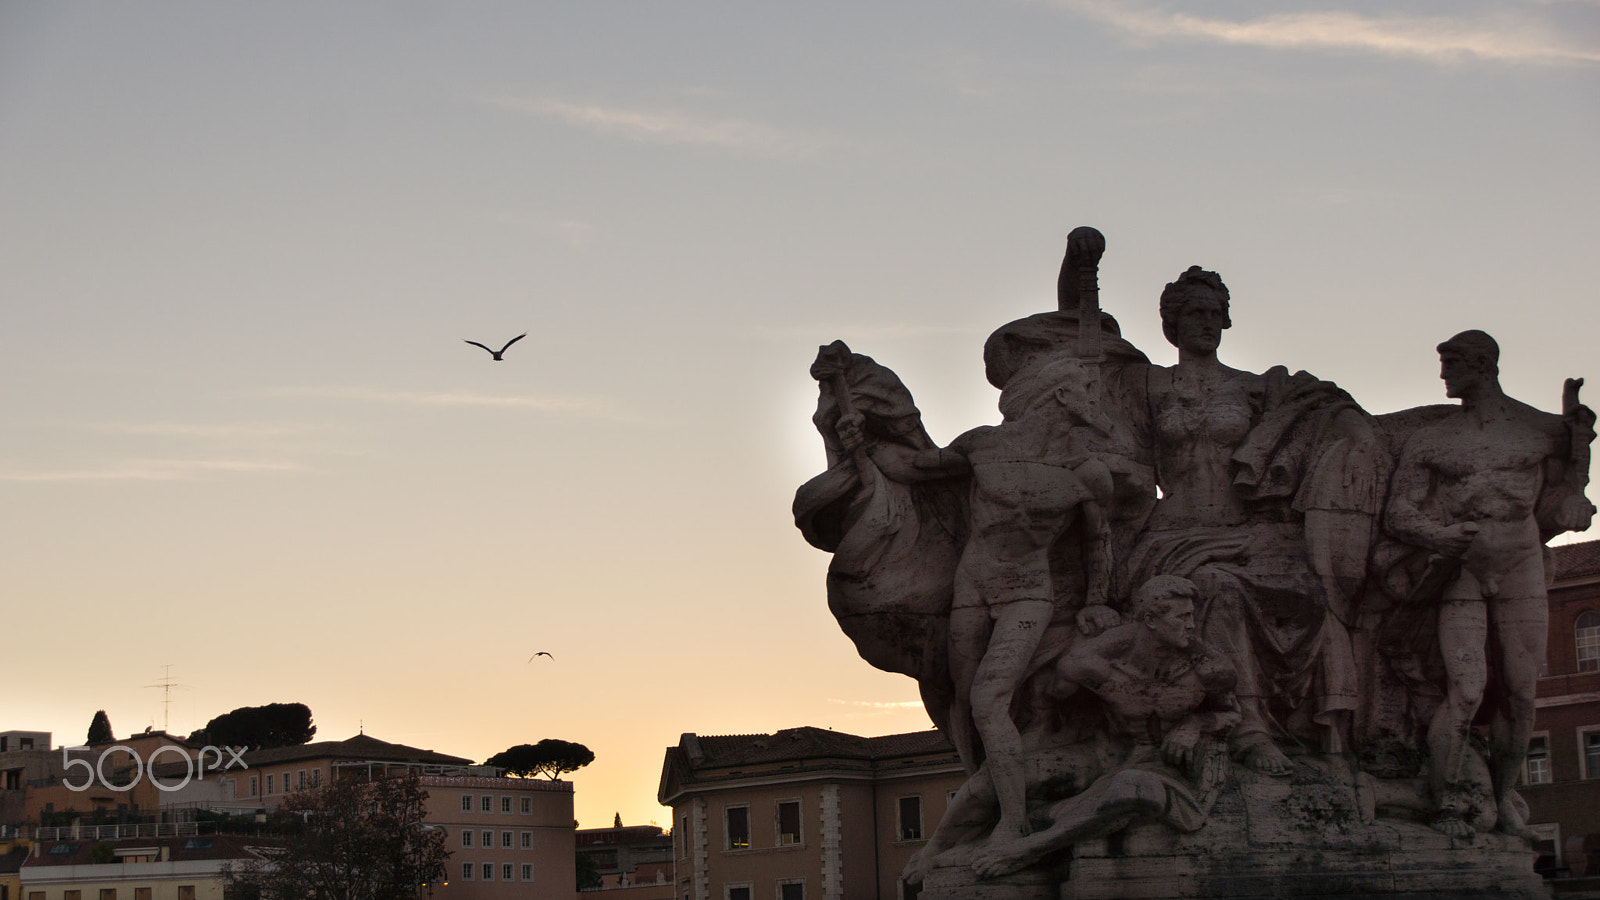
[464,333,527,361]
[528,652,553,662]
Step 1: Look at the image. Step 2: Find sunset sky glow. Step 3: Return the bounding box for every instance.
[2,1,1596,829]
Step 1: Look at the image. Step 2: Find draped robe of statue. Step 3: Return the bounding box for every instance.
[1123,360,1382,763]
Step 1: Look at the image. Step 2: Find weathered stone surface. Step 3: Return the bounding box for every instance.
[795,227,1595,898]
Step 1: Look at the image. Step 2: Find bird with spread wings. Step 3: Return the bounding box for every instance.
[465,333,527,360]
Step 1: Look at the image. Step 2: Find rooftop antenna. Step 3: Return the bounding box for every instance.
[143,665,190,733]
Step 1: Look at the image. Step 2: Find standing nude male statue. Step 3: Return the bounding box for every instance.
[1385,329,1595,839]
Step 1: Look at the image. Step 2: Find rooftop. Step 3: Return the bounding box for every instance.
[658,727,958,804]
[1554,538,1600,582]
[239,733,472,768]
[682,726,952,769]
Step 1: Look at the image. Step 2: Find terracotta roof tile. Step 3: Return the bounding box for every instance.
[684,727,952,769]
[239,733,470,768]
[1554,538,1600,581]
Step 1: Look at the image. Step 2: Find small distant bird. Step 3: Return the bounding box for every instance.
[528,652,553,662]
[464,333,527,361]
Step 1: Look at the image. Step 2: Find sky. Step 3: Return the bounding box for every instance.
[2,1,1597,831]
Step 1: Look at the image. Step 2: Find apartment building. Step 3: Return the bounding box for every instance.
[3,730,203,831]
[425,775,577,898]
[575,823,674,895]
[212,733,577,898]
[16,834,265,900]
[1523,538,1600,877]
[658,727,964,900]
[214,732,477,808]
[1,733,53,829]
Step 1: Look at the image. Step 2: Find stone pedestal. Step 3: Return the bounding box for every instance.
[923,862,1062,900]
[921,758,1545,900]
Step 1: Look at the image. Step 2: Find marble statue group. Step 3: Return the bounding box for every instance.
[793,228,1596,898]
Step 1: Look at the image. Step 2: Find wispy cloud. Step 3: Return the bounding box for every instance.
[277,386,642,421]
[483,96,835,157]
[1050,1,1600,65]
[827,699,926,710]
[490,210,598,248]
[0,459,308,482]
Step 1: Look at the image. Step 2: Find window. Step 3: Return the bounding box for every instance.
[501,796,512,813]
[462,830,474,848]
[248,776,258,797]
[520,796,531,814]
[177,890,194,900]
[1578,611,1600,672]
[1531,822,1562,868]
[461,862,474,881]
[502,830,512,848]
[521,831,532,849]
[681,814,691,857]
[481,863,494,881]
[135,890,151,900]
[502,863,514,881]
[1584,729,1600,780]
[521,864,533,881]
[297,769,306,790]
[100,891,116,900]
[462,794,474,812]
[309,768,322,787]
[482,830,493,848]
[1526,735,1552,785]
[64,893,81,900]
[481,795,493,813]
[899,796,923,841]
[779,880,805,900]
[725,805,750,850]
[727,886,752,900]
[778,800,802,845]
[265,774,274,794]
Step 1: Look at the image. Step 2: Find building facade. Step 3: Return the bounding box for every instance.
[423,774,578,898]
[3,730,214,832]
[211,734,578,899]
[4,731,578,900]
[658,728,964,900]
[16,833,265,900]
[575,823,674,895]
[1523,538,1600,877]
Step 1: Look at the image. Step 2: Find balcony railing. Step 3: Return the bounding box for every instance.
[33,821,200,841]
